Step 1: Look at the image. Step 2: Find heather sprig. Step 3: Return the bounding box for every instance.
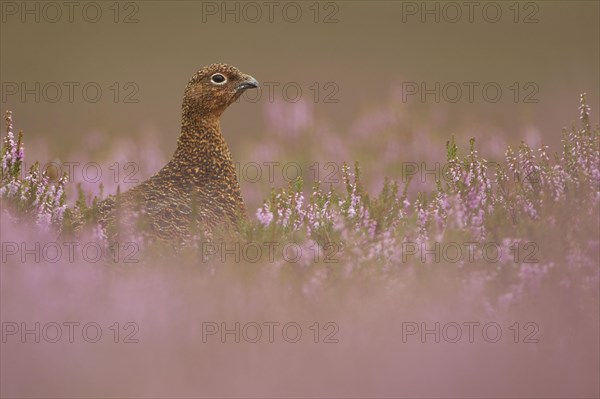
[1,111,68,232]
[1,111,24,192]
[257,177,306,232]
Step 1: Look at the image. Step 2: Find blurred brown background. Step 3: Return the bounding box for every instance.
[1,0,598,162]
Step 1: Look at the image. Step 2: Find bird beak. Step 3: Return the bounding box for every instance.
[237,75,259,91]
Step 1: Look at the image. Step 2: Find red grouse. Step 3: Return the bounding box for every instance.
[82,64,259,242]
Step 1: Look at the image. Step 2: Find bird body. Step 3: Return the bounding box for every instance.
[79,64,258,242]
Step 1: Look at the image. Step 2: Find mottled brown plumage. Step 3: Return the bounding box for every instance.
[94,64,258,242]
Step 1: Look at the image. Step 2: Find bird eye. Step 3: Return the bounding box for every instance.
[211,73,227,85]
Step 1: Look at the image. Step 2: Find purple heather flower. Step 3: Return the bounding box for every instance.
[6,179,20,197]
[36,211,52,232]
[414,198,429,243]
[92,224,109,245]
[520,196,538,220]
[256,204,273,227]
[347,189,360,219]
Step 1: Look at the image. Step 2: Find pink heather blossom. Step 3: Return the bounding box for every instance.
[35,211,52,232]
[256,203,273,226]
[6,179,20,197]
[92,224,109,246]
[414,197,429,243]
[362,209,377,239]
[347,188,360,219]
[402,197,411,213]
[306,194,334,236]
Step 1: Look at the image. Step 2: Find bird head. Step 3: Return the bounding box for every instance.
[184,63,259,117]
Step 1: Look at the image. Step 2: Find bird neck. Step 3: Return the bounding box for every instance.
[171,109,237,183]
